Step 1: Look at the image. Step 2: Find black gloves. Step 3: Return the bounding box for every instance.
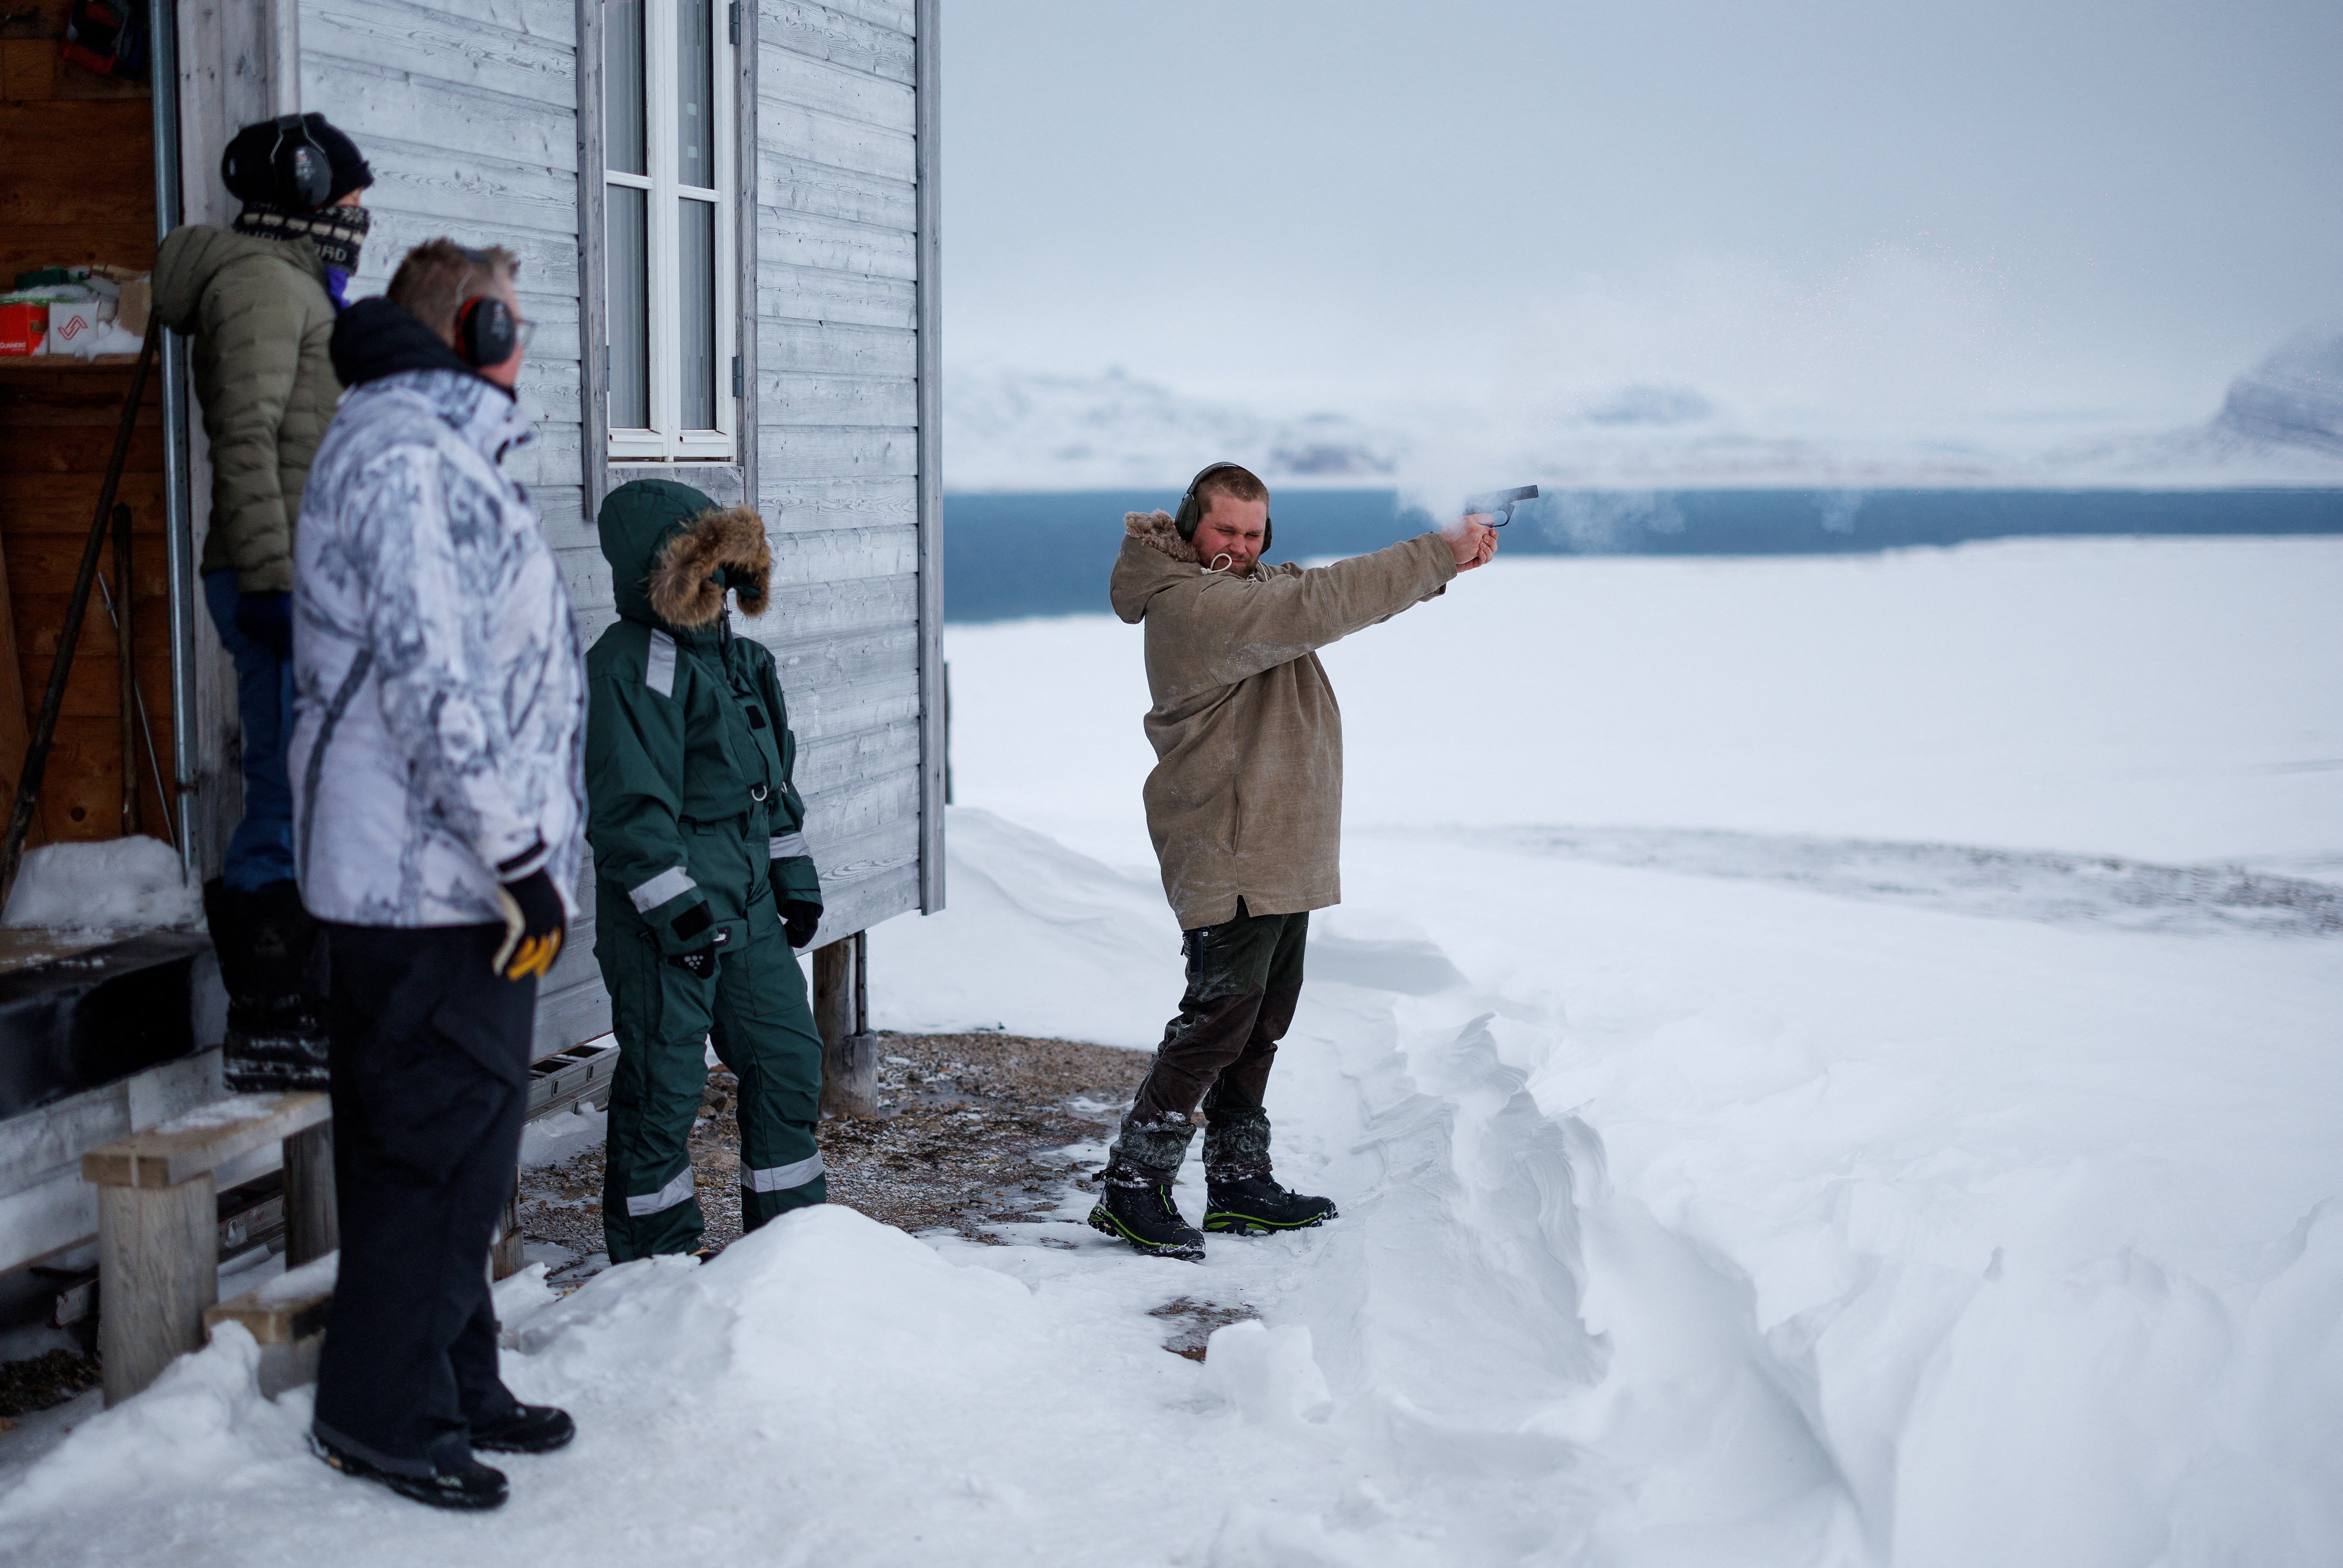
[668,928,728,977]
[782,900,821,950]
[235,590,294,660]
[491,868,565,980]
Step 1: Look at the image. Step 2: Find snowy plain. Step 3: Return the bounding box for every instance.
[2,536,2339,1565]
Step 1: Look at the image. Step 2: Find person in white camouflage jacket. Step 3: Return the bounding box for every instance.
[288,239,585,1512]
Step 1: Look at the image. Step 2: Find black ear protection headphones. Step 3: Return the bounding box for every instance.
[1174,461,1272,556]
[268,113,331,209]
[221,113,332,211]
[452,249,519,368]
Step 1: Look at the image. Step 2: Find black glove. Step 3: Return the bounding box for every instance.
[235,590,294,660]
[491,868,566,980]
[668,927,728,977]
[782,900,822,950]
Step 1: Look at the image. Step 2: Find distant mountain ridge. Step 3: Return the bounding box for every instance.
[946,338,2343,493]
[2214,330,2343,454]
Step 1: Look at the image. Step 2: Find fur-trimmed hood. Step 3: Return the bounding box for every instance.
[1112,508,1276,624]
[598,478,771,634]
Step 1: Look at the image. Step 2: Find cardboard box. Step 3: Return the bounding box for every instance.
[47,300,100,355]
[0,303,47,356]
[115,278,151,339]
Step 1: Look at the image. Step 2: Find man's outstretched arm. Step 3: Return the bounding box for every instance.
[1161,515,1499,692]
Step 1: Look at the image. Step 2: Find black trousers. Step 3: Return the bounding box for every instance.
[311,921,533,1474]
[1107,901,1309,1184]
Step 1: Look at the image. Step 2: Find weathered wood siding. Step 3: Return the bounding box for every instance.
[750,0,936,942]
[296,0,607,1050]
[269,0,938,1055]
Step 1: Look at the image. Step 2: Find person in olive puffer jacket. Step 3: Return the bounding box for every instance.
[152,112,374,1091]
[587,479,828,1261]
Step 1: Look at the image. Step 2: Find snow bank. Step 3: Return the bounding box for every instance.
[5,538,2337,1564]
[0,834,199,932]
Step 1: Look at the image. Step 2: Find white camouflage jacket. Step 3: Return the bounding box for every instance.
[289,365,586,926]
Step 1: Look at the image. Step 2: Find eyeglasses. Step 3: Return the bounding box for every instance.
[512,317,538,350]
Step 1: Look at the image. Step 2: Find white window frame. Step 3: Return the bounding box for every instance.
[607,0,738,462]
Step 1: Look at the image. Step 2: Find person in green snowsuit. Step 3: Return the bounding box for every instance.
[586,479,828,1260]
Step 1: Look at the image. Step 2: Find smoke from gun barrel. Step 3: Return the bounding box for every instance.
[1463,485,1540,526]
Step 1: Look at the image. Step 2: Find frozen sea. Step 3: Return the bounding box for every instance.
[3,535,2338,1565]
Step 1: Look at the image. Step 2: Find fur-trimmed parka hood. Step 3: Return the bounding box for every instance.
[598,478,771,634]
[1111,508,1278,624]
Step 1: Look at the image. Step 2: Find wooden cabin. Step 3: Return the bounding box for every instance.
[0,0,942,1290]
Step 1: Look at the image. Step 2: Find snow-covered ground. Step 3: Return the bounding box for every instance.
[3,537,2339,1564]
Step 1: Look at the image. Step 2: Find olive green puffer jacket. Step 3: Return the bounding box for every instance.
[152,225,340,594]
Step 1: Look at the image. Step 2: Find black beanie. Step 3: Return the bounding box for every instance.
[221,113,374,211]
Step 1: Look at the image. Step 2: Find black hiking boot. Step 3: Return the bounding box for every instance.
[205,879,331,1093]
[1203,1176,1339,1235]
[312,1435,509,1511]
[469,1402,575,1455]
[1088,1179,1206,1262]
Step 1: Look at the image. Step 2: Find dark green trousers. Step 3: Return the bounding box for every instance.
[598,913,825,1260]
[1107,900,1308,1186]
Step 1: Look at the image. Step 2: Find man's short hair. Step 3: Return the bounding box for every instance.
[1195,464,1269,515]
[387,238,519,342]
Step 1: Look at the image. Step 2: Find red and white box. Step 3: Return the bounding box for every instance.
[0,303,46,356]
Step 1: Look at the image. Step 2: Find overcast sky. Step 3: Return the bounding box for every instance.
[941,0,2343,435]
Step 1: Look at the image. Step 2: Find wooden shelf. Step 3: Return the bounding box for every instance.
[0,354,146,372]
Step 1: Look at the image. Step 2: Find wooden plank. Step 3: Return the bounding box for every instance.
[82,1092,330,1190]
[813,938,877,1116]
[303,0,577,110]
[354,136,584,250]
[758,154,915,231]
[758,317,916,378]
[349,213,583,300]
[758,475,917,530]
[791,0,915,39]
[755,94,914,182]
[756,205,916,279]
[760,521,919,584]
[205,1283,332,1347]
[759,369,917,427]
[281,1123,336,1267]
[912,0,943,914]
[757,263,916,330]
[98,1175,216,1407]
[303,56,579,173]
[757,42,914,134]
[757,423,919,476]
[818,860,917,944]
[760,0,915,84]
[783,673,921,745]
[764,618,918,689]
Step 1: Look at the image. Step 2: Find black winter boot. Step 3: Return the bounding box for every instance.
[1204,1175,1338,1235]
[1088,1172,1206,1262]
[205,879,331,1093]
[312,1435,509,1511]
[468,1402,576,1455]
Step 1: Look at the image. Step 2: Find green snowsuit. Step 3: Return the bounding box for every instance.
[586,480,827,1259]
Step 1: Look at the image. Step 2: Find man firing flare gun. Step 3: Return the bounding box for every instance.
[1090,461,1498,1261]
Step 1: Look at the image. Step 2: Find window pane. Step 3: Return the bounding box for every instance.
[607,184,650,428]
[677,0,714,189]
[679,197,717,429]
[604,0,645,176]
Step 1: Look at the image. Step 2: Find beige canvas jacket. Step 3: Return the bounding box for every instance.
[1108,509,1457,929]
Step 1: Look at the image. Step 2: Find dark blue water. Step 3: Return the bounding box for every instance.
[942,487,2343,622]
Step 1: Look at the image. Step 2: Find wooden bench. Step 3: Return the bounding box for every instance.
[204,1253,337,1400]
[81,1093,335,1406]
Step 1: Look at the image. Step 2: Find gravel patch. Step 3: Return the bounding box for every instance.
[519,1030,1151,1283]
